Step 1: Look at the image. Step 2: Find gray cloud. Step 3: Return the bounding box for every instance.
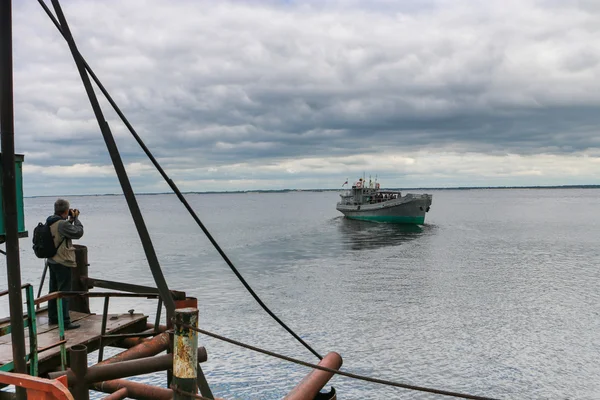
[10,0,600,195]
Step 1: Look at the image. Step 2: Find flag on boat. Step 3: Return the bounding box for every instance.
[342,180,348,186]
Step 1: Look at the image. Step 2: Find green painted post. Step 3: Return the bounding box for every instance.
[0,154,26,237]
[25,285,38,376]
[173,307,199,399]
[0,361,14,372]
[57,297,67,371]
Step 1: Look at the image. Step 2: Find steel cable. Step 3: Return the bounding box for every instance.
[37,0,322,361]
[180,323,499,400]
[36,3,504,399]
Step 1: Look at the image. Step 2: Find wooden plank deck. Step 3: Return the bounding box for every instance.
[0,310,148,376]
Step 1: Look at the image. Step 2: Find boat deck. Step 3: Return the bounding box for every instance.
[0,309,148,376]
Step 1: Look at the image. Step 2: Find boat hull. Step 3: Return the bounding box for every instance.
[336,194,432,224]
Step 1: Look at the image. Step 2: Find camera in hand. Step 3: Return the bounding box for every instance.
[68,208,80,218]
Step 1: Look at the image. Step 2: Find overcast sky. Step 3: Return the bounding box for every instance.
[10,0,600,196]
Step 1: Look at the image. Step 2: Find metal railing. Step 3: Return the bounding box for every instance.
[0,277,182,395]
[33,291,162,364]
[0,283,67,376]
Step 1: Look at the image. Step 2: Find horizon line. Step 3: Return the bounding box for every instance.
[24,184,600,198]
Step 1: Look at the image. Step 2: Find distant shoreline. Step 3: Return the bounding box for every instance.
[25,185,600,198]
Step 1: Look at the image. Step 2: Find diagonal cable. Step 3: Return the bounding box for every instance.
[181,323,500,400]
[37,0,323,360]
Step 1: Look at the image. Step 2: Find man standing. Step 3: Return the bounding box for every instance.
[47,199,84,330]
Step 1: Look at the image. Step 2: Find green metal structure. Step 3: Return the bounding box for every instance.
[0,284,68,376]
[0,153,26,241]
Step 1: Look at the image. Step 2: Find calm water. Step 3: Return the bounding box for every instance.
[1,189,599,399]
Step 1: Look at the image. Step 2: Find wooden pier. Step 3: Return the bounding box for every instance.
[0,308,148,378]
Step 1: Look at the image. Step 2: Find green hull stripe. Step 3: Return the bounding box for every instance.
[346,215,425,224]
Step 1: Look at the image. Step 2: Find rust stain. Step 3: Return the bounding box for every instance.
[173,330,197,378]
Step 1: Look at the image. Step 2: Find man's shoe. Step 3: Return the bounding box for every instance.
[48,319,58,325]
[64,322,80,330]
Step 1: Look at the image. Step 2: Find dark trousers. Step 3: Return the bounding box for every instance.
[48,263,72,324]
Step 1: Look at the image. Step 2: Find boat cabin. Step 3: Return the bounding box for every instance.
[339,179,401,206]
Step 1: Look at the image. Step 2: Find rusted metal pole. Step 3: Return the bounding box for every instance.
[173,307,199,399]
[81,277,186,300]
[197,365,214,400]
[109,322,168,349]
[98,332,170,365]
[91,332,170,394]
[113,333,152,349]
[70,345,89,400]
[172,298,213,398]
[49,0,176,317]
[49,350,208,383]
[101,387,128,400]
[95,380,173,400]
[70,245,89,313]
[146,322,168,332]
[0,2,27,398]
[284,352,343,400]
[111,322,167,348]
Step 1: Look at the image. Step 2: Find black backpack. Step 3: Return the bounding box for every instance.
[32,220,64,259]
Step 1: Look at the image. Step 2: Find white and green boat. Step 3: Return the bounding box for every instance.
[336,178,432,224]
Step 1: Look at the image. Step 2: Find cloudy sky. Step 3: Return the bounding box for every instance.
[10,0,600,196]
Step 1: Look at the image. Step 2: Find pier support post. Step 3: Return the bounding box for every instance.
[1,2,28,399]
[172,307,198,399]
[70,344,89,400]
[71,244,89,313]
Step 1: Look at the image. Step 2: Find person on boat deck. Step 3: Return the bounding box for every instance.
[46,199,84,330]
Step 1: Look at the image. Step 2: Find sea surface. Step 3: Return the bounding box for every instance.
[1,189,599,399]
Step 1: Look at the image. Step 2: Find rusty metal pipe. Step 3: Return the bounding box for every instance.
[112,327,162,349]
[112,324,168,348]
[113,335,151,349]
[173,307,199,399]
[70,344,89,400]
[284,352,343,400]
[95,379,173,400]
[51,354,173,383]
[99,331,170,365]
[146,322,168,332]
[49,348,207,383]
[101,387,128,400]
[91,331,171,395]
